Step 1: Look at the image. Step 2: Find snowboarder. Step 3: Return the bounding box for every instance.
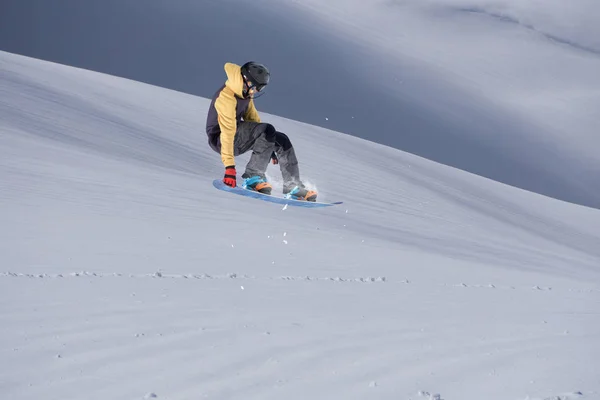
[206,61,317,202]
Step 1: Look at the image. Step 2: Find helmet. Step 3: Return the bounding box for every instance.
[240,61,270,92]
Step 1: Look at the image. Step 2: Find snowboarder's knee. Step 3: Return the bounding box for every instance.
[275,131,292,151]
[255,123,276,142]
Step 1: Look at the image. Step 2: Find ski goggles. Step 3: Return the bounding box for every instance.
[243,76,267,92]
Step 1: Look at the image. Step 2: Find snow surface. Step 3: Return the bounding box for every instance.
[2,0,599,208]
[273,0,600,208]
[1,50,600,400]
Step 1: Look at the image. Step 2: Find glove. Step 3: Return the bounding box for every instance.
[223,165,237,187]
[271,151,279,165]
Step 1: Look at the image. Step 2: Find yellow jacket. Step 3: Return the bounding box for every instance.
[212,63,261,167]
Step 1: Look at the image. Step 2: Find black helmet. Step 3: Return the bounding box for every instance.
[240,61,270,92]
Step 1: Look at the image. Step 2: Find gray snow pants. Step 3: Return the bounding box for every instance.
[222,122,301,190]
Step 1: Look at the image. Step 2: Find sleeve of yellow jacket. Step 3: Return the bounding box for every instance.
[214,88,237,167]
[243,99,261,123]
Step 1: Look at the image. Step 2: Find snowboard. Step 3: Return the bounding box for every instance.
[212,179,343,208]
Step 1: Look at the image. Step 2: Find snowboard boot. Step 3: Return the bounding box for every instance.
[284,184,318,202]
[242,174,272,195]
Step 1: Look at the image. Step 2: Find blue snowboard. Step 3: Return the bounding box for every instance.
[213,179,343,208]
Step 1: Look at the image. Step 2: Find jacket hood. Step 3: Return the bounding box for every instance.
[224,63,245,98]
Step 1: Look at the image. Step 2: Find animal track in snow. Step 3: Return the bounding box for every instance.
[418,390,443,400]
[0,271,387,284]
[524,391,585,400]
[2,271,597,293]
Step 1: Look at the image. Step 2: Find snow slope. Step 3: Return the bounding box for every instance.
[1,51,599,400]
[2,0,599,208]
[272,0,600,208]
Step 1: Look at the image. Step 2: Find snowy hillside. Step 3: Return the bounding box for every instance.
[275,0,600,208]
[1,51,599,400]
[2,0,599,208]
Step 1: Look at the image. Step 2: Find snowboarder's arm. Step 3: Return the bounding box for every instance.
[214,88,237,167]
[243,99,261,123]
